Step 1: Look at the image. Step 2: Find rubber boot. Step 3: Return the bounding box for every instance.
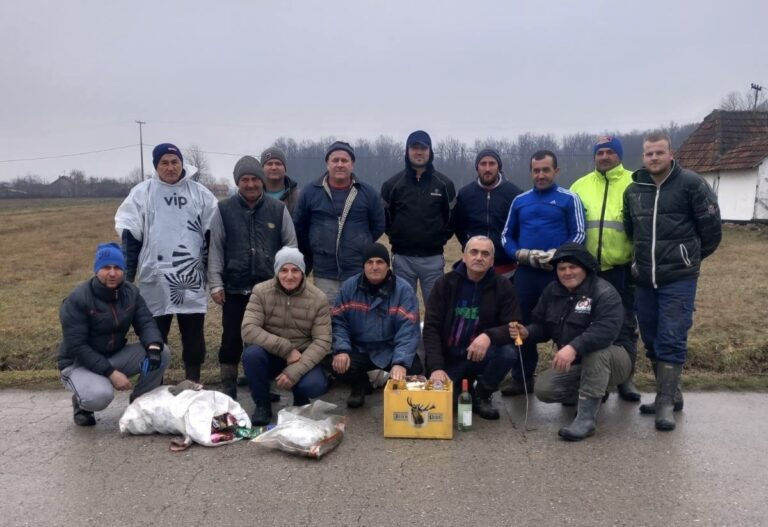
[473,384,500,420]
[501,376,534,396]
[617,374,641,402]
[640,361,683,414]
[558,395,601,441]
[655,362,683,431]
[72,395,96,427]
[184,363,201,383]
[251,400,273,426]
[220,364,238,400]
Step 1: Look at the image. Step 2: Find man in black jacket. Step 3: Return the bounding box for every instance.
[510,243,631,441]
[424,236,520,420]
[208,155,297,399]
[58,243,170,426]
[381,130,456,305]
[452,148,522,277]
[623,132,721,431]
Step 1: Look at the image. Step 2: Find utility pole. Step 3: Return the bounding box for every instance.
[135,120,146,178]
[750,83,763,111]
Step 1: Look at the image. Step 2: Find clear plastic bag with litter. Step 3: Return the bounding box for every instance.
[252,400,346,459]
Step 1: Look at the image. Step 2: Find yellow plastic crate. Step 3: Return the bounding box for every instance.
[383,379,453,439]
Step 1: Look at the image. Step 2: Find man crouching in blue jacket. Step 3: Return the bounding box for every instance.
[331,243,422,408]
[510,243,632,441]
[58,243,170,426]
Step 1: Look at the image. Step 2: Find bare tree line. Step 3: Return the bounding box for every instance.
[0,120,707,198]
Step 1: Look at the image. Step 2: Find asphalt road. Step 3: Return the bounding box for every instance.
[1,387,766,527]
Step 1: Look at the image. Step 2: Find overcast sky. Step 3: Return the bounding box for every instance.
[1,0,766,183]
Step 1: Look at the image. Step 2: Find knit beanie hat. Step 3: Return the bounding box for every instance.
[273,246,306,274]
[261,147,287,168]
[362,242,391,267]
[152,143,183,168]
[233,155,265,185]
[325,141,356,162]
[93,242,126,273]
[593,136,624,160]
[475,148,503,171]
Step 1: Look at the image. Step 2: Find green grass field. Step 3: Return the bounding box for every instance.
[1,198,766,389]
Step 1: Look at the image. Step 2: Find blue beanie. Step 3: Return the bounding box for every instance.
[152,143,184,168]
[593,136,623,160]
[93,242,126,273]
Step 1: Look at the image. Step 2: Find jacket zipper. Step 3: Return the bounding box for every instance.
[596,173,610,266]
[485,191,491,238]
[109,290,119,351]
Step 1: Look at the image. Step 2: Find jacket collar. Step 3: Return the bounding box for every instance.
[89,276,122,302]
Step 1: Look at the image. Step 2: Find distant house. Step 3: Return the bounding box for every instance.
[675,110,768,222]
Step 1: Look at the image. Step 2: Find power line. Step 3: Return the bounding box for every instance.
[0,144,137,163]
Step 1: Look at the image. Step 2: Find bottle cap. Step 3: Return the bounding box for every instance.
[461,379,469,392]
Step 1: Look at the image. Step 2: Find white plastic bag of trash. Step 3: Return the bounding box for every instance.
[119,381,251,449]
[252,400,346,459]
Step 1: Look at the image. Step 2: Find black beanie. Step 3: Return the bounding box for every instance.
[362,243,390,267]
[475,148,502,171]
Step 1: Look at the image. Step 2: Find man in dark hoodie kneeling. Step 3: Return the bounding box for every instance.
[510,243,632,441]
[423,236,520,420]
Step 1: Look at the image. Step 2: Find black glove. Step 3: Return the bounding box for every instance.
[141,345,163,375]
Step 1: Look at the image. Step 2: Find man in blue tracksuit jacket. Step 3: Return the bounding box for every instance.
[501,149,586,393]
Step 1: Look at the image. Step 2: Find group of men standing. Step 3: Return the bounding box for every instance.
[58,129,721,442]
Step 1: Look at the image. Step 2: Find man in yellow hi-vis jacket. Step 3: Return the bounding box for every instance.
[570,136,640,402]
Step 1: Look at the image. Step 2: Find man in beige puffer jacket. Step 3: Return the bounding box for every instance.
[241,247,331,425]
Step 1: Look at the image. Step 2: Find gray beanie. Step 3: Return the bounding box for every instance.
[273,246,306,274]
[261,147,287,169]
[475,148,502,171]
[233,155,265,185]
[325,141,356,162]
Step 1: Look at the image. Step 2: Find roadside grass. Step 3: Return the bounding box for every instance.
[1,198,766,389]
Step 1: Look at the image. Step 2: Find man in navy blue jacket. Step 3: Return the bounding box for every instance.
[452,148,522,278]
[331,243,422,408]
[501,150,586,395]
[293,141,386,303]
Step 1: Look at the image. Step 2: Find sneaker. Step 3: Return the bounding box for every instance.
[72,395,95,427]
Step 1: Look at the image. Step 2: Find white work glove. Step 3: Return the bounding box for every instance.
[523,249,556,271]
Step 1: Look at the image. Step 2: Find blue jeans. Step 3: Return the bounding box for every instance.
[635,278,697,365]
[242,345,328,403]
[444,344,516,392]
[511,266,556,380]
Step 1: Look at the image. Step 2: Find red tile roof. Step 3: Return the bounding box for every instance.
[676,110,768,173]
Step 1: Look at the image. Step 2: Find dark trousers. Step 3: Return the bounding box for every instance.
[154,313,206,366]
[242,345,328,403]
[598,264,638,364]
[444,344,516,393]
[635,278,697,365]
[336,351,423,387]
[218,293,250,365]
[511,266,555,380]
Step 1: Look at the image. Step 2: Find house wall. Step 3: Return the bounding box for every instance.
[756,160,768,221]
[704,169,759,222]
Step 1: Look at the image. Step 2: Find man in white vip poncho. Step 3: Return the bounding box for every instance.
[115,143,219,381]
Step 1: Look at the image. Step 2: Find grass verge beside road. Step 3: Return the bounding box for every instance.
[1,198,766,389]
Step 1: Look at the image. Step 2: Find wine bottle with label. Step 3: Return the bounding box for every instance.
[458,378,473,431]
